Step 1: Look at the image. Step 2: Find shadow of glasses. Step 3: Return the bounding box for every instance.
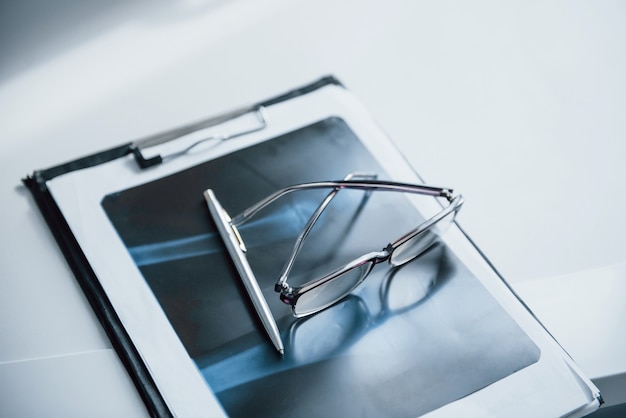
[198,243,453,394]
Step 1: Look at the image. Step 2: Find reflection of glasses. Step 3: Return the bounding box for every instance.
[198,245,448,394]
[223,173,463,318]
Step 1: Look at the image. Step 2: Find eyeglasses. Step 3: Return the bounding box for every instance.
[222,173,463,318]
[287,242,448,361]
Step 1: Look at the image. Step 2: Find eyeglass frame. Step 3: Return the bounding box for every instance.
[227,174,463,318]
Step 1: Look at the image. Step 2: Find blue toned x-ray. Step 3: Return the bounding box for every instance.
[127,205,319,267]
[102,117,540,418]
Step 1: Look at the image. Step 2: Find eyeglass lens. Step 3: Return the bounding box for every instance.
[294,261,374,317]
[389,210,456,267]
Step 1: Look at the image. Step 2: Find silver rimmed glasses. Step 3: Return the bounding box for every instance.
[221,174,463,318]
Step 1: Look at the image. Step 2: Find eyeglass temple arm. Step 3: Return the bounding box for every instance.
[274,172,378,291]
[230,180,454,227]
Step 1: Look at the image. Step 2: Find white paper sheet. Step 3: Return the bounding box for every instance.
[46,82,600,417]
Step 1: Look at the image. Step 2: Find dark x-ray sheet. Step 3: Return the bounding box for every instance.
[101,117,540,417]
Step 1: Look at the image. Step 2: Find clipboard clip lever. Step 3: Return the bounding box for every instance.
[131,106,269,169]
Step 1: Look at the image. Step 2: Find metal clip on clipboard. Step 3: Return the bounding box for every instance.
[130,106,269,169]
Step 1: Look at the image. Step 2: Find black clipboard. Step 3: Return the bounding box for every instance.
[22,76,600,418]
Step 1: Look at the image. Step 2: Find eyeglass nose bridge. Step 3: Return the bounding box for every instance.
[382,243,396,261]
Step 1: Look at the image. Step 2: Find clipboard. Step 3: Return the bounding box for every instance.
[23,76,602,417]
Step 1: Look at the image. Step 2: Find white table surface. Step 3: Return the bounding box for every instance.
[1,1,625,416]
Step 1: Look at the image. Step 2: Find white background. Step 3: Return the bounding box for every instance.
[1,0,624,415]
